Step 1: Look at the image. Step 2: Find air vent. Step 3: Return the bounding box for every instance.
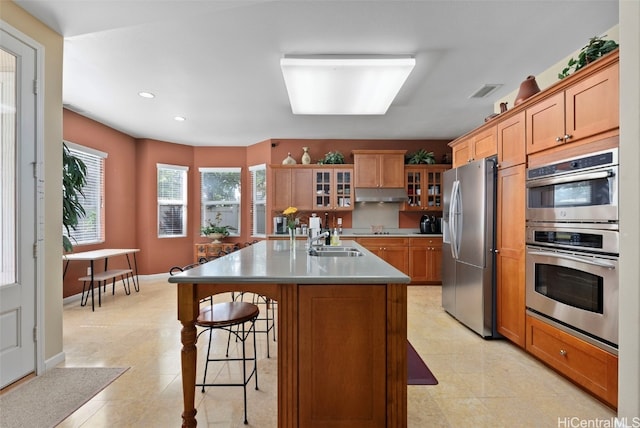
[469,84,502,99]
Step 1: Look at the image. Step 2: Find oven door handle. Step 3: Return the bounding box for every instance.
[525,169,614,188]
[527,250,616,269]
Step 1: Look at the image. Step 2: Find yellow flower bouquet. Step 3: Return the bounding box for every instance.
[282,206,298,230]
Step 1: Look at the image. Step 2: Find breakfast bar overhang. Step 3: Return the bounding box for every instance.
[168,240,411,427]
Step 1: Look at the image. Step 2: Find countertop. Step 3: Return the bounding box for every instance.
[269,232,443,238]
[168,240,410,284]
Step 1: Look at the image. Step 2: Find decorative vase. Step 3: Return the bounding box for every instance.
[301,147,311,165]
[282,152,296,165]
[514,75,541,106]
[288,227,296,247]
[208,233,224,243]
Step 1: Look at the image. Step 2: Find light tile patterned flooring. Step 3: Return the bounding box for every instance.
[58,278,615,427]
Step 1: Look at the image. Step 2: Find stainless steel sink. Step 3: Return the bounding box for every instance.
[308,247,363,257]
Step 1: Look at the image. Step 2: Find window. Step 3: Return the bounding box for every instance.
[200,167,241,236]
[158,164,188,237]
[63,142,106,246]
[249,164,267,237]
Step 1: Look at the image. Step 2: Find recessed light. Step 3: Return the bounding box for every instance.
[174,116,186,122]
[138,91,155,98]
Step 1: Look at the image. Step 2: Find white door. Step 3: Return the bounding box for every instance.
[0,28,38,388]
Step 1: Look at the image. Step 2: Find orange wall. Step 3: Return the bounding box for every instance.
[62,110,452,296]
[63,110,138,296]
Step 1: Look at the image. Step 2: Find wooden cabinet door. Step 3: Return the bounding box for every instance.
[452,138,472,167]
[526,315,618,407]
[404,167,423,210]
[299,285,387,427]
[380,153,405,187]
[472,125,497,160]
[497,111,526,169]
[292,168,313,210]
[333,167,353,211]
[526,91,565,155]
[353,153,380,187]
[408,237,442,283]
[382,246,409,275]
[496,164,526,347]
[425,239,443,283]
[358,238,408,275]
[565,62,619,143]
[354,151,405,188]
[272,168,293,210]
[408,245,428,283]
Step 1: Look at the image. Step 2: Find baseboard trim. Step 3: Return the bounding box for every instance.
[45,351,66,372]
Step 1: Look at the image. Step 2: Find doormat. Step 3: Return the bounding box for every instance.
[0,367,128,428]
[408,341,438,385]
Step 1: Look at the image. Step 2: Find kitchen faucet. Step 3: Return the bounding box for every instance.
[307,231,329,249]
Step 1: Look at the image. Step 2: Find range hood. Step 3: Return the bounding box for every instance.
[354,188,408,203]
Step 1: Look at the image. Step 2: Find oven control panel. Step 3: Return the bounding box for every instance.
[527,149,617,180]
[526,226,619,255]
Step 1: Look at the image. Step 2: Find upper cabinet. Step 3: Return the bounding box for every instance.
[271,166,314,211]
[353,150,406,188]
[497,111,526,169]
[526,54,619,155]
[312,166,353,211]
[404,165,448,211]
[270,165,354,213]
[451,126,497,167]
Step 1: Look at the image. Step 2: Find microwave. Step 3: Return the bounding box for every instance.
[526,148,618,227]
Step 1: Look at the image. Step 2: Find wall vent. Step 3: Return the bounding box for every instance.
[469,84,502,99]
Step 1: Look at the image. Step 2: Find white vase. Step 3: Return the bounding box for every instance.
[301,147,311,165]
[282,152,296,165]
[208,233,224,243]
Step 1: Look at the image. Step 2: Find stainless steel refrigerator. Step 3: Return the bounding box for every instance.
[441,157,499,338]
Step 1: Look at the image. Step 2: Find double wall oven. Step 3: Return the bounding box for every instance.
[525,147,619,353]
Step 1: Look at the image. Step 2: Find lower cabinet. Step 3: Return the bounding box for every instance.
[356,238,409,275]
[298,285,388,427]
[526,314,618,408]
[408,237,442,284]
[496,164,526,347]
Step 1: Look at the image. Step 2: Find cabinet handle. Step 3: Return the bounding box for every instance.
[555,136,563,142]
[559,349,567,357]
[564,134,572,141]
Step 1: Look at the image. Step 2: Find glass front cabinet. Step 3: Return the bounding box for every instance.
[313,167,353,211]
[404,165,448,211]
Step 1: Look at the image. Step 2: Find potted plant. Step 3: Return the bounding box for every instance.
[201,212,236,243]
[406,149,436,165]
[558,35,619,79]
[317,151,345,164]
[63,142,87,252]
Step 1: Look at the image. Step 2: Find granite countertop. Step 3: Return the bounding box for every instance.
[168,240,410,284]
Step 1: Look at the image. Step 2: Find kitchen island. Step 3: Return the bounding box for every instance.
[168,240,410,427]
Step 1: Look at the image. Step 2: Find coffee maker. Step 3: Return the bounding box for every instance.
[419,215,431,234]
[420,215,441,234]
[273,216,286,234]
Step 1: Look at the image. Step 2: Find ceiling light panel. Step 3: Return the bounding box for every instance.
[280,55,415,115]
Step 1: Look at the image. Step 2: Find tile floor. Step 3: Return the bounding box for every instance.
[57,277,616,427]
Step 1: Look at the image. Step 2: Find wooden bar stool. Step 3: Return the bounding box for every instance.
[169,261,260,425]
[196,302,259,425]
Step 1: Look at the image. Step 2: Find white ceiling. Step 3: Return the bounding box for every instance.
[14,0,619,147]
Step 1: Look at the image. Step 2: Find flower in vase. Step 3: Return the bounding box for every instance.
[282,206,298,230]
